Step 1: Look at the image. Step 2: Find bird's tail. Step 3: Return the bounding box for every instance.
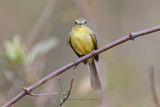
[88,60,101,90]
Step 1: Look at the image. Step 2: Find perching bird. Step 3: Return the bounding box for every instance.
[68,18,101,90]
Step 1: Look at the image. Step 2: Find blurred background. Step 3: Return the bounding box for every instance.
[0,0,160,107]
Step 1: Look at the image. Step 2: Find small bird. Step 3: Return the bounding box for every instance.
[68,18,101,90]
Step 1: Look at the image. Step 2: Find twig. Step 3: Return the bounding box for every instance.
[2,25,160,107]
[58,79,65,97]
[35,80,57,107]
[23,87,57,97]
[150,67,160,107]
[59,69,76,106]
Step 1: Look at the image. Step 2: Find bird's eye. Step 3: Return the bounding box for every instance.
[74,19,79,25]
[74,21,77,24]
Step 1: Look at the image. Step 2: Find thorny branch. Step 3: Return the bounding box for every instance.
[2,25,160,107]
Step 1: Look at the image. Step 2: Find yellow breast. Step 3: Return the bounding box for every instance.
[70,25,95,56]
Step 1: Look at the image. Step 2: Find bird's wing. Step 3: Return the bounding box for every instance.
[90,32,99,61]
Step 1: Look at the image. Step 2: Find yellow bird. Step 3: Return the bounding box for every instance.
[68,18,101,90]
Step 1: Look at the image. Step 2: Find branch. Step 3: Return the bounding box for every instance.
[2,25,160,107]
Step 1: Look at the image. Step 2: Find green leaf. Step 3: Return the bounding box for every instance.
[4,35,25,64]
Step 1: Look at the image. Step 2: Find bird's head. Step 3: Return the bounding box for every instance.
[74,18,87,25]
